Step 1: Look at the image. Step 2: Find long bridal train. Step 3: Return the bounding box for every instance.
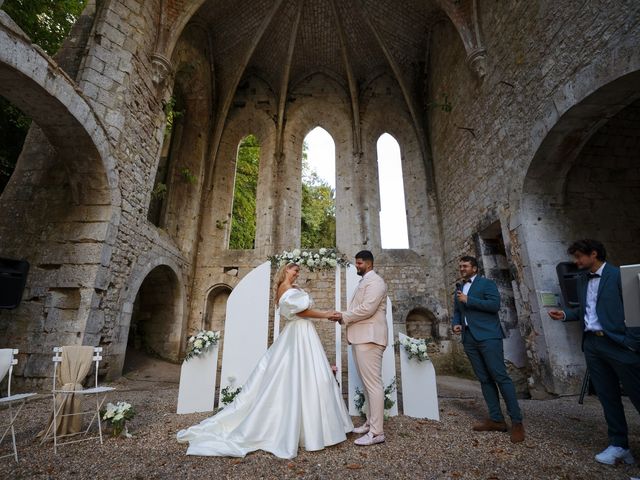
[176,289,353,459]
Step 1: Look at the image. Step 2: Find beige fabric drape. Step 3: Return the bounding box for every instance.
[0,348,14,385]
[39,346,94,439]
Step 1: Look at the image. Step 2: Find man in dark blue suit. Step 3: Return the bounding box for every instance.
[452,256,525,443]
[549,239,640,466]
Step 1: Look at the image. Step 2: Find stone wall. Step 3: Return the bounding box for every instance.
[427,0,640,394]
[1,0,638,395]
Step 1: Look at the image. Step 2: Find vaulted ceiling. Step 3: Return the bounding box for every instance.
[152,0,485,173]
[194,0,440,95]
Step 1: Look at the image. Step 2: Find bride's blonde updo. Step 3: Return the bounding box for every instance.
[273,262,299,300]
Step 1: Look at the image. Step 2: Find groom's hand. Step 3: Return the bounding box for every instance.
[328,311,343,323]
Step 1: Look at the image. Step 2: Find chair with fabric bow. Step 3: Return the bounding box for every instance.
[0,349,37,462]
[39,346,115,453]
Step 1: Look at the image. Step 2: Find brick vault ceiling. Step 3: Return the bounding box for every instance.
[193,0,440,97]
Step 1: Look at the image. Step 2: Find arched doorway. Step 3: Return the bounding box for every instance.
[123,265,184,374]
[520,70,640,394]
[405,307,438,340]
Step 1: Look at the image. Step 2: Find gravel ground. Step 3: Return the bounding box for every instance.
[2,375,639,480]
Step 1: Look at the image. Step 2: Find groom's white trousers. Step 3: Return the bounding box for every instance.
[352,343,385,435]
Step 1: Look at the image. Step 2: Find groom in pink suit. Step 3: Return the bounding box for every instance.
[331,250,388,446]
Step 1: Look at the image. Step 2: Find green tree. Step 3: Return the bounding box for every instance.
[229,135,260,249]
[301,144,336,249]
[0,0,87,193]
[2,0,87,55]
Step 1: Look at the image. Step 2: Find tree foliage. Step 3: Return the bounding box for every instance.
[229,135,260,250]
[301,145,336,249]
[0,99,30,193]
[228,139,336,250]
[2,0,87,55]
[0,1,87,193]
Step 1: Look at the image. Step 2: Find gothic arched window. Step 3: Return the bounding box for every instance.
[301,127,336,248]
[377,133,409,249]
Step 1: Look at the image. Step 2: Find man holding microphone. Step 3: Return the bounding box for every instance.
[452,256,525,443]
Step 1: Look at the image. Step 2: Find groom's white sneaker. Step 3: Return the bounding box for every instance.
[594,445,635,465]
[352,423,370,434]
[354,431,385,446]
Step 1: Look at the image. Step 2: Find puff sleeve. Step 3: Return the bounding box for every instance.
[279,289,311,320]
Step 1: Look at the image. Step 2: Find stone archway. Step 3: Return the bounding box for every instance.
[518,69,640,395]
[405,307,438,340]
[122,265,184,373]
[0,16,119,383]
[111,255,186,379]
[0,17,118,206]
[204,284,231,333]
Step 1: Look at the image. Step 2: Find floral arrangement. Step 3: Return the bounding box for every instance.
[101,401,135,438]
[399,336,431,362]
[185,330,220,361]
[220,385,242,407]
[268,248,350,272]
[354,378,396,418]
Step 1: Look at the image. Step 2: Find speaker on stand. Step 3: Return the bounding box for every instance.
[555,262,592,404]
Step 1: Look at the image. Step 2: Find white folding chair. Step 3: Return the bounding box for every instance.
[0,349,37,462]
[40,347,115,453]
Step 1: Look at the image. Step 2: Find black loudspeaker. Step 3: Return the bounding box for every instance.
[0,258,30,309]
[556,261,584,308]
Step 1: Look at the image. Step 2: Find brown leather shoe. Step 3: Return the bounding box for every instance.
[510,422,525,443]
[472,419,508,432]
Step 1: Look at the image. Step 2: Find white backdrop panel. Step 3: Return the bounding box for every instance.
[399,332,440,420]
[218,261,271,406]
[346,265,398,417]
[177,343,219,414]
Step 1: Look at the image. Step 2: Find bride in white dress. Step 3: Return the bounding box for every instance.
[177,262,353,459]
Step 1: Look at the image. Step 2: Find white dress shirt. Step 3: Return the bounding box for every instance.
[462,275,477,326]
[584,262,605,332]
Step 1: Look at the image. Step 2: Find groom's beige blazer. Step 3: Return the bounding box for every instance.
[343,270,388,346]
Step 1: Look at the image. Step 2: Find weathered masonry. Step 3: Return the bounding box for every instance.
[0,1,638,397]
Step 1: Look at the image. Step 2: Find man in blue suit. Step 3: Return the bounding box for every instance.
[452,256,524,443]
[549,239,640,466]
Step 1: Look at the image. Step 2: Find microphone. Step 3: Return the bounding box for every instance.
[455,282,462,292]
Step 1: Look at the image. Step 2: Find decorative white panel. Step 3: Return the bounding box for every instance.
[177,343,219,414]
[399,332,440,420]
[217,261,271,406]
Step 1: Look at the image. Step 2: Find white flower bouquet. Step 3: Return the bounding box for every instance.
[101,401,135,438]
[400,337,430,362]
[268,248,349,272]
[185,330,220,361]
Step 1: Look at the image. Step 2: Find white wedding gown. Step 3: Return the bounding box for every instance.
[176,288,353,459]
